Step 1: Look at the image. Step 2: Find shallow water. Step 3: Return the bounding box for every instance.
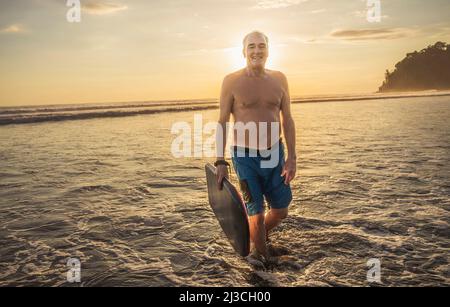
[0,96,449,286]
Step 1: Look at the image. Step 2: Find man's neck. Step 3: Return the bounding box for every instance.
[246,66,266,78]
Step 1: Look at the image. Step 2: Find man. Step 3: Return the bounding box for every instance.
[215,31,297,261]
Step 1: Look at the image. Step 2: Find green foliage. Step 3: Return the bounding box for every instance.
[378,42,450,92]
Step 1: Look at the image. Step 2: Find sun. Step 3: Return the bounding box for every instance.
[226,47,245,71]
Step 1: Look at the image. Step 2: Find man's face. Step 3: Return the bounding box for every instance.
[243,34,268,69]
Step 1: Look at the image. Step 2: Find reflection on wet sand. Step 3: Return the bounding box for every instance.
[0,96,449,286]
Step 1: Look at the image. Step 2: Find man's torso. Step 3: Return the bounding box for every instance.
[228,69,286,149]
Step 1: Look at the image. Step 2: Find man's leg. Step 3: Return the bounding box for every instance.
[264,208,288,239]
[248,212,268,258]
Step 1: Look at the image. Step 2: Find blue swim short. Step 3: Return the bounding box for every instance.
[231,140,293,216]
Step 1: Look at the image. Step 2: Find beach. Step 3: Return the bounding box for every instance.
[0,95,449,286]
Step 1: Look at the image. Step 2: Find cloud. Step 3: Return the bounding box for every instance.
[82,2,128,15]
[420,23,450,37]
[330,28,415,41]
[0,24,25,34]
[252,0,307,10]
[284,35,330,44]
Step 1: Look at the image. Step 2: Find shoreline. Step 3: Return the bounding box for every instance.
[2,90,450,110]
[291,91,450,104]
[1,91,450,126]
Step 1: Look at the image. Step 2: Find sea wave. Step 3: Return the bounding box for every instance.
[0,105,217,125]
[0,96,449,286]
[1,91,450,125]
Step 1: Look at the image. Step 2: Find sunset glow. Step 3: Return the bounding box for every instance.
[1,0,450,106]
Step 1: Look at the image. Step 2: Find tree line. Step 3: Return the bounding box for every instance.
[378,42,450,92]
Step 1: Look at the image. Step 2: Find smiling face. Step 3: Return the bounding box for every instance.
[243,32,269,70]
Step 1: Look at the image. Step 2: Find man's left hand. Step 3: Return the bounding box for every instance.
[281,158,296,185]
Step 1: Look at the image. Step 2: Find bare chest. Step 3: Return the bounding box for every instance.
[232,77,283,110]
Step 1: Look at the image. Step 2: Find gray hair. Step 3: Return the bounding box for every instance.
[242,31,269,48]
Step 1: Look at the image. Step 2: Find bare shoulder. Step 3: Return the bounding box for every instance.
[222,70,245,94]
[224,69,245,82]
[267,70,288,90]
[267,69,287,82]
[221,70,244,100]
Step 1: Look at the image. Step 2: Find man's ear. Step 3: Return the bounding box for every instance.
[242,49,246,58]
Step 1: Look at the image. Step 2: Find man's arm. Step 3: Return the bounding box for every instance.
[216,75,234,159]
[279,72,297,184]
[215,75,234,187]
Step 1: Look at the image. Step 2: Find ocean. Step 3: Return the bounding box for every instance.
[0,94,449,286]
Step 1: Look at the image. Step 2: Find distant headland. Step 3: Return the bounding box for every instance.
[378,42,450,92]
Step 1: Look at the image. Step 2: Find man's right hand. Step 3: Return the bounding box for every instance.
[216,165,229,190]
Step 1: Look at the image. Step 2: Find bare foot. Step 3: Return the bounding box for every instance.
[249,246,279,266]
[246,248,265,268]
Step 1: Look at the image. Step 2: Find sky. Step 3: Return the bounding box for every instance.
[1,0,450,106]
